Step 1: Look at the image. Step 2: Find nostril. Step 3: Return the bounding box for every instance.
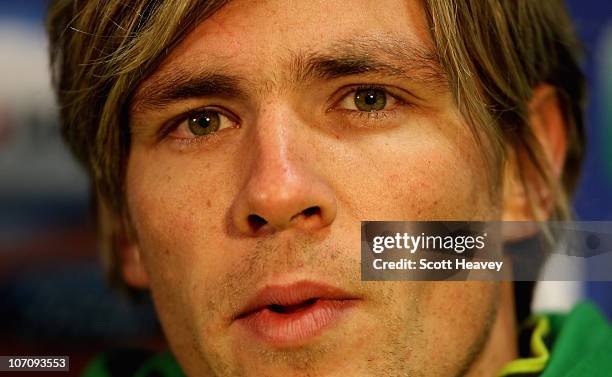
[247,214,267,232]
[302,206,320,218]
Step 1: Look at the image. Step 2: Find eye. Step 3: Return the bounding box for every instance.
[168,109,237,139]
[188,111,221,135]
[337,87,400,112]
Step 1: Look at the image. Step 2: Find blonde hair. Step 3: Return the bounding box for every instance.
[47,0,585,286]
[425,0,584,220]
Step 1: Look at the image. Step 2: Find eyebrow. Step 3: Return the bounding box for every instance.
[132,34,447,111]
[289,35,446,85]
[132,72,249,111]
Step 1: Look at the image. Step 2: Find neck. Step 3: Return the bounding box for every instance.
[466,282,519,376]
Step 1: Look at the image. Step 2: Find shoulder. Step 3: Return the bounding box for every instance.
[499,301,612,377]
[542,301,612,377]
[82,349,184,377]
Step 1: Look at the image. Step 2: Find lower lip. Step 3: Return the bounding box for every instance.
[236,299,356,346]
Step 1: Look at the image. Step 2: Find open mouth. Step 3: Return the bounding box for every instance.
[233,281,359,346]
[267,298,318,314]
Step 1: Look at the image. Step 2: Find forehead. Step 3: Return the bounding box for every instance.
[143,0,433,85]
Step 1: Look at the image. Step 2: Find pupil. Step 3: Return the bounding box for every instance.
[199,116,211,128]
[188,111,220,136]
[365,92,377,105]
[354,89,386,111]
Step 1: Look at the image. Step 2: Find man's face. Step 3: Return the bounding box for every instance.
[126,0,503,376]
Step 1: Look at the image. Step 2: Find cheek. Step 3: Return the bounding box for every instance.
[127,156,199,262]
[125,145,236,296]
[125,145,240,361]
[331,116,498,221]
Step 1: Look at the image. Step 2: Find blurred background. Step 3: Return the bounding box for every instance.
[0,1,611,375]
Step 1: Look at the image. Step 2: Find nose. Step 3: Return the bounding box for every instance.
[231,109,337,236]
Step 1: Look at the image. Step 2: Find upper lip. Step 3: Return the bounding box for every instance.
[234,280,358,319]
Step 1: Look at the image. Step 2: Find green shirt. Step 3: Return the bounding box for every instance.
[83,302,612,377]
[500,301,612,377]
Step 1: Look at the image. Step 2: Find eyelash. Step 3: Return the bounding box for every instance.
[159,107,239,145]
[331,84,410,123]
[159,84,410,146]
